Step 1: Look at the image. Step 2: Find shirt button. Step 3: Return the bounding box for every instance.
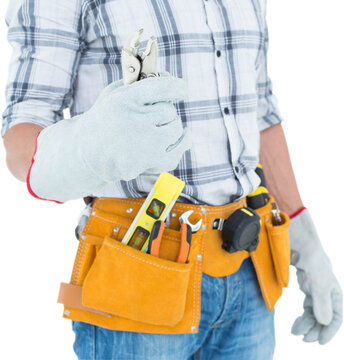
[234,165,239,173]
[224,107,229,115]
[216,50,221,57]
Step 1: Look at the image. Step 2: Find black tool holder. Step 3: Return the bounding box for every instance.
[221,207,261,253]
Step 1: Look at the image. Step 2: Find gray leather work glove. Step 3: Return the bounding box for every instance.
[289,208,343,344]
[27,73,191,203]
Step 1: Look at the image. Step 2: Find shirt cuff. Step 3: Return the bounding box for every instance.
[257,92,284,132]
[2,103,59,138]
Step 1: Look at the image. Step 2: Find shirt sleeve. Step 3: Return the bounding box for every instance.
[1,0,85,138]
[256,19,284,132]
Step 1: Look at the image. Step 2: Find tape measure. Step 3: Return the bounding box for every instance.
[121,172,185,252]
[221,207,261,253]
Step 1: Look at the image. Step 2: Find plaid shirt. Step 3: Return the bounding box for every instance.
[2,0,283,205]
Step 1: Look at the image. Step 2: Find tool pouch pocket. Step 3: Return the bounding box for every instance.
[265,211,290,287]
[82,235,192,327]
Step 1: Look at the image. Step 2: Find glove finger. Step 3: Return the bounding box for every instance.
[157,116,184,146]
[303,323,322,343]
[129,75,188,104]
[291,309,316,335]
[313,289,333,326]
[163,128,191,171]
[303,293,313,309]
[150,102,179,126]
[147,128,191,174]
[318,316,342,345]
[166,126,191,153]
[318,290,343,345]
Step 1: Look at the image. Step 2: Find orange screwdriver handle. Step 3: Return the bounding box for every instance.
[147,220,165,257]
[176,223,192,263]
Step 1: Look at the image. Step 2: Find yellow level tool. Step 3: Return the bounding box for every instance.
[121,172,185,252]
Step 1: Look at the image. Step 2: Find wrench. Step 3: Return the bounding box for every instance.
[176,210,202,263]
[179,210,203,232]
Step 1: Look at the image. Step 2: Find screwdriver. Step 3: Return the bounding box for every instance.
[247,163,269,209]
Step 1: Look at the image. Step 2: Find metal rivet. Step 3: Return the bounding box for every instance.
[191,326,197,332]
[128,66,135,73]
[171,213,177,218]
[197,254,202,261]
[64,310,70,316]
[81,234,87,240]
[201,207,207,214]
[91,211,96,216]
[113,227,119,233]
[126,208,133,213]
[202,224,207,230]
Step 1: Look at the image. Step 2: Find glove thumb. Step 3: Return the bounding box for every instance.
[313,289,333,325]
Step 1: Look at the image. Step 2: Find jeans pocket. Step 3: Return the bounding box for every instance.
[72,321,81,358]
[72,321,97,360]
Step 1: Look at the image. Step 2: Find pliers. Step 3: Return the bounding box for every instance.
[147,211,202,264]
[121,28,159,85]
[147,220,191,264]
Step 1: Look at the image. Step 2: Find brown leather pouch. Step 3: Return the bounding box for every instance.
[58,195,285,332]
[265,210,290,287]
[82,233,192,327]
[60,198,205,333]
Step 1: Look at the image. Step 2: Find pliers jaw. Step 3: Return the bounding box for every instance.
[121,28,159,85]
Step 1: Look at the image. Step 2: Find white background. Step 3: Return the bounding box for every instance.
[0,0,343,359]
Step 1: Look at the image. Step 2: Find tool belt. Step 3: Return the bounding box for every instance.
[58,194,290,334]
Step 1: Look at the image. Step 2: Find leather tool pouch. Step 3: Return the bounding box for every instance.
[58,195,290,332]
[265,210,290,287]
[82,233,192,326]
[249,199,291,311]
[59,199,204,334]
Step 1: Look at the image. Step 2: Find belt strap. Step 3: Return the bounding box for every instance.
[58,282,111,318]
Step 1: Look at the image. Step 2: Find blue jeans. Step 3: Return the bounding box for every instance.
[72,258,275,360]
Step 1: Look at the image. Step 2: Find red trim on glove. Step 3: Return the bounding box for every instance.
[26,130,63,204]
[289,206,307,219]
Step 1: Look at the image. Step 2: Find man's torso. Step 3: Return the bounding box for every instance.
[71,0,267,205]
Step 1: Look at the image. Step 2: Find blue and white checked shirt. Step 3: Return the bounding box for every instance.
[2,0,283,205]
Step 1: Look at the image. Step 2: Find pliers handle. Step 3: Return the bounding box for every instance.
[147,220,192,264]
[176,223,192,264]
[147,220,165,257]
